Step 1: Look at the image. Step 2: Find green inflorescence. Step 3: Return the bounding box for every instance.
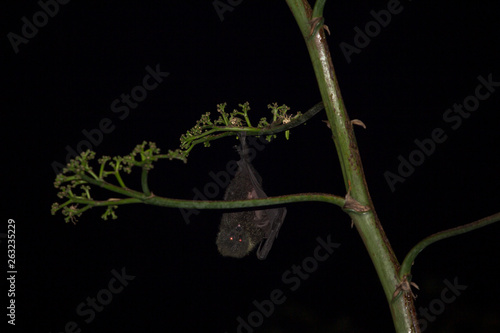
[52,102,309,223]
[51,141,183,223]
[180,102,299,154]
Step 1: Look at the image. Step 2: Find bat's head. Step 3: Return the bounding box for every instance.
[216,223,254,258]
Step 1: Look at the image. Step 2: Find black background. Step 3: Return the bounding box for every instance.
[2,1,500,332]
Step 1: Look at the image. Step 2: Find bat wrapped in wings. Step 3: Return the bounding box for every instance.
[216,134,287,260]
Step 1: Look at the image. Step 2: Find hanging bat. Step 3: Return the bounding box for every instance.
[216,133,287,260]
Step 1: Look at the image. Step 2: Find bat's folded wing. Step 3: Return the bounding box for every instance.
[256,207,287,260]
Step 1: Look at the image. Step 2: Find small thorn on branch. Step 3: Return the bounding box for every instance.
[351,119,366,129]
[309,17,330,37]
[393,275,420,300]
[343,181,370,213]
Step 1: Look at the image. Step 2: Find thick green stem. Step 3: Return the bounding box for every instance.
[286,1,419,332]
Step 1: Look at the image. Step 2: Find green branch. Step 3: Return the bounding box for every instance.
[53,179,344,223]
[399,212,500,279]
[143,192,344,210]
[51,136,344,223]
[68,193,323,211]
[141,168,151,196]
[52,102,330,224]
[312,0,327,18]
[179,101,324,156]
[286,1,419,332]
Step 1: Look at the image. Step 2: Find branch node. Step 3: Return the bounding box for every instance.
[308,17,330,38]
[343,182,370,213]
[393,275,420,300]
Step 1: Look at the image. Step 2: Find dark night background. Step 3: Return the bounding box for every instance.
[2,1,500,332]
